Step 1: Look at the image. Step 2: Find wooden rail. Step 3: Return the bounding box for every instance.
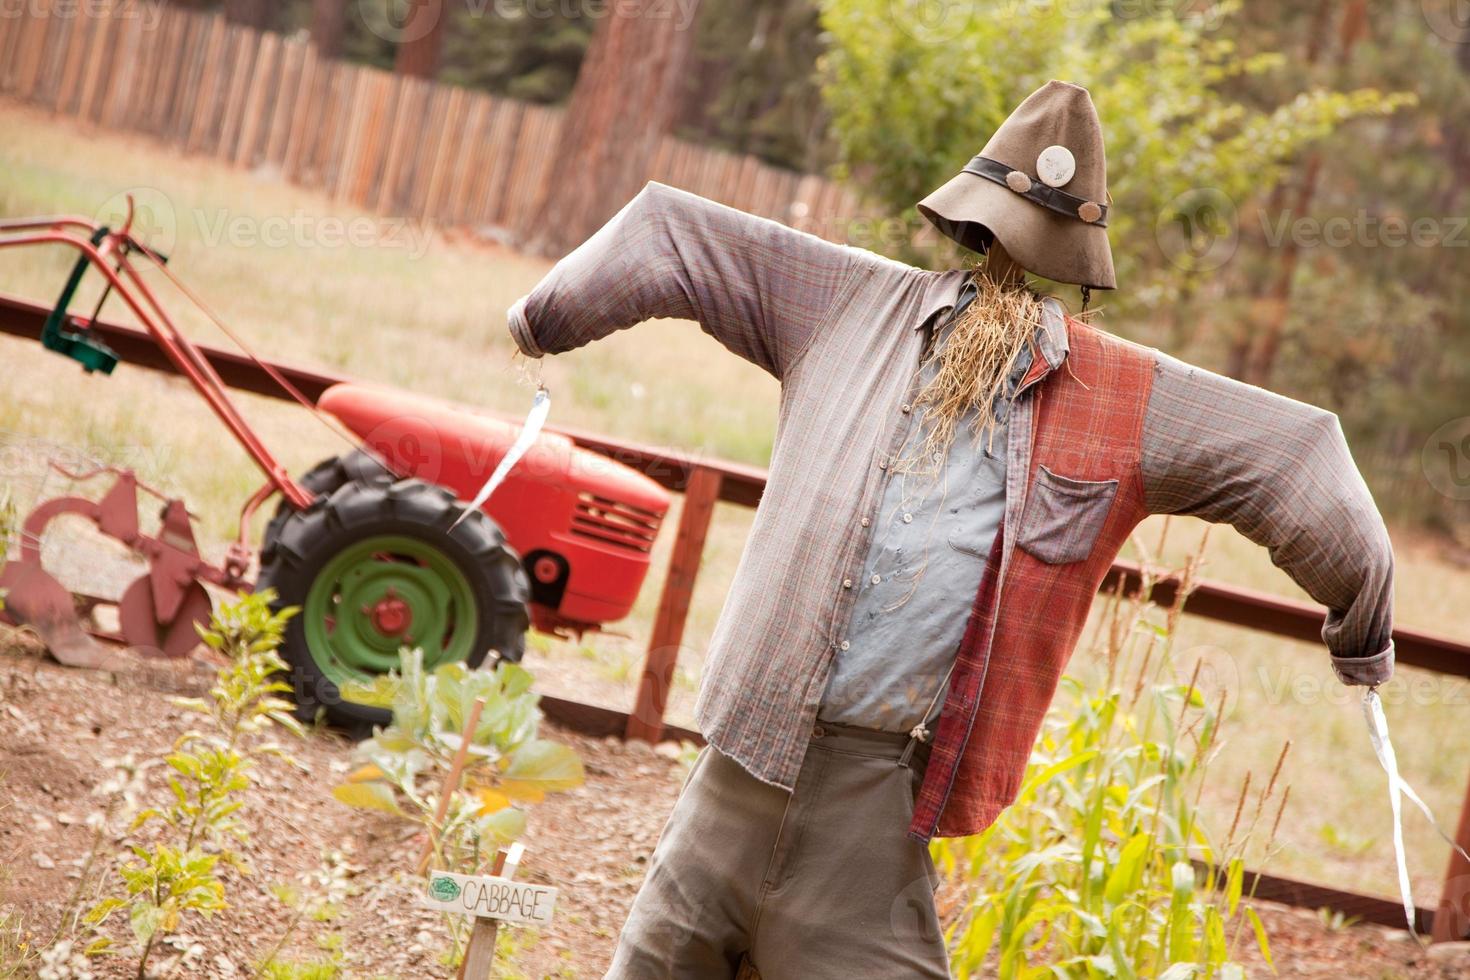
[1,292,1467,938]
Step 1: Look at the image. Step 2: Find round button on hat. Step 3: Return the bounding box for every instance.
[1036,145,1076,187]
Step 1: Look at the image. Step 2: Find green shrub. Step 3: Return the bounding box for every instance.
[938,537,1284,978]
[83,592,303,978]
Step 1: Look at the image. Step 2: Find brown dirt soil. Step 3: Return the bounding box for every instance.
[0,644,1464,979]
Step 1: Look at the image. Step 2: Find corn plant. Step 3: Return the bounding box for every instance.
[939,529,1286,979]
[83,591,303,978]
[334,649,584,876]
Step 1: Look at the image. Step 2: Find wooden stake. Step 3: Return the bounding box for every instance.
[417,696,487,877]
[456,847,512,980]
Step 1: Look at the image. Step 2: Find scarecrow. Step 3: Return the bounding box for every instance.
[506,82,1394,977]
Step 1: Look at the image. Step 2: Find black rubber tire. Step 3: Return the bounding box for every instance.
[259,450,392,565]
[256,478,530,731]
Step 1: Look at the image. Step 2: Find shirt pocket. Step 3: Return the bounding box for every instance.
[1016,465,1119,565]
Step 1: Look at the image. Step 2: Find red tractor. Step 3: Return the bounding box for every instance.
[0,201,669,728]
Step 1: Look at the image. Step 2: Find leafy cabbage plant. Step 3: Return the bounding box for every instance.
[334,650,584,875]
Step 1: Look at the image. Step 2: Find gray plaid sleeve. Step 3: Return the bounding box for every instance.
[1141,353,1395,686]
[507,181,856,379]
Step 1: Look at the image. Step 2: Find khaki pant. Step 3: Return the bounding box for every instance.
[607,723,950,979]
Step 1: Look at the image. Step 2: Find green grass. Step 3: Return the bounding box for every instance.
[1,100,1467,907]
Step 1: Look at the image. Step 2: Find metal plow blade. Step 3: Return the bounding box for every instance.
[0,560,121,670]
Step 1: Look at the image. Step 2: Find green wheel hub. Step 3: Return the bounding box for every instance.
[303,534,478,691]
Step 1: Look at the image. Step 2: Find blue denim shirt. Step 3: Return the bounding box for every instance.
[818,281,1035,732]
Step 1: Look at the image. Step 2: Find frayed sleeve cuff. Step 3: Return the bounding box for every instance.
[1332,643,1394,686]
[507,295,543,358]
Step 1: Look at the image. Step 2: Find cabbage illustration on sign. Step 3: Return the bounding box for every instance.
[429,875,462,903]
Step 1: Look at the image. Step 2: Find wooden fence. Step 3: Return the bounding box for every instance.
[0,1,864,243]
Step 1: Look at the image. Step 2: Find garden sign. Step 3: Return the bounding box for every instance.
[424,869,558,926]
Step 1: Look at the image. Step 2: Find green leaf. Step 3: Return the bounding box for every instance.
[1246,906,1275,973]
[83,936,115,956]
[1225,857,1244,916]
[498,661,535,699]
[130,902,163,944]
[331,781,404,816]
[1103,832,1149,906]
[477,805,527,844]
[1164,860,1197,962]
[498,739,584,801]
[339,674,401,709]
[84,897,128,926]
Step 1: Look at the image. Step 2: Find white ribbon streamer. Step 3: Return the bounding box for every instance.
[1362,685,1470,943]
[450,385,551,529]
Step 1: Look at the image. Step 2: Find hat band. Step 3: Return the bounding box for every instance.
[962,155,1108,227]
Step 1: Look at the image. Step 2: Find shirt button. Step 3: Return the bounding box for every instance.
[842,578,853,589]
[878,459,888,470]
[870,574,881,585]
[860,517,871,528]
[901,403,912,413]
[839,639,850,651]
[902,512,913,523]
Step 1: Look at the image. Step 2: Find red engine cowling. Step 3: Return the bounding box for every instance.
[316,384,670,635]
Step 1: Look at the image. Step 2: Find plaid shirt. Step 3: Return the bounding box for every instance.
[508,183,1396,840]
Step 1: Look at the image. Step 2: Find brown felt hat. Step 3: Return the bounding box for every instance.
[917,80,1115,290]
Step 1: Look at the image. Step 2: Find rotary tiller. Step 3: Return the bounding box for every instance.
[0,198,669,726]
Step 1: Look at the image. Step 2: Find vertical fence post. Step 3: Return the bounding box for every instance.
[1432,770,1470,942]
[625,465,722,743]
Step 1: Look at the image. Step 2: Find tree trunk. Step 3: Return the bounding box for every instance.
[392,0,449,79]
[310,0,347,59]
[222,0,271,29]
[526,0,704,256]
[1240,0,1367,388]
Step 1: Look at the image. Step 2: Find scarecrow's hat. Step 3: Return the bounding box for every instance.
[917,80,1115,290]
